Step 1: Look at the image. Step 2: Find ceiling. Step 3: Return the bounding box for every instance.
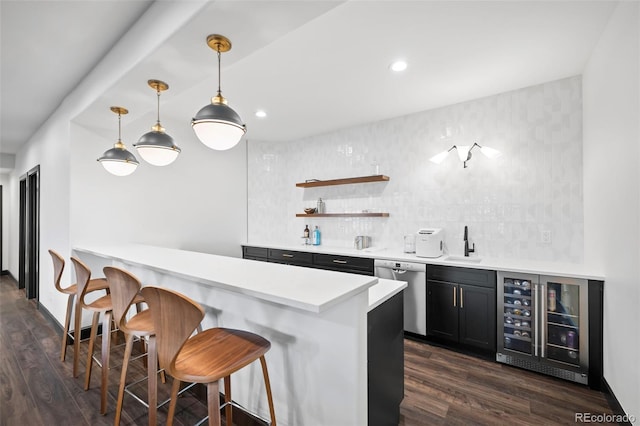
[0,1,618,157]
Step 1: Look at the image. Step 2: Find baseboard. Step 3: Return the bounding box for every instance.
[38,303,101,343]
[602,378,634,425]
[2,270,17,283]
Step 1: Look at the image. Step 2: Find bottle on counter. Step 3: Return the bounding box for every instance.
[316,198,325,214]
[304,224,310,239]
[312,226,321,246]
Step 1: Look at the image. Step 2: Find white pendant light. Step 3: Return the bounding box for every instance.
[97,107,139,176]
[192,34,246,151]
[134,80,181,166]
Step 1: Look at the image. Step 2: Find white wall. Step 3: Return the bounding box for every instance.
[583,1,639,418]
[70,115,247,258]
[249,77,584,263]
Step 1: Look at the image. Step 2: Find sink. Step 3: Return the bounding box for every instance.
[445,255,482,263]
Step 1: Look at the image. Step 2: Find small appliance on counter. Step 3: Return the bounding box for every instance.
[354,236,371,250]
[415,228,444,258]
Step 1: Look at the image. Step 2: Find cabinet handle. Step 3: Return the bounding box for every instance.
[282,254,294,258]
[332,259,348,264]
[460,288,464,308]
[453,287,457,307]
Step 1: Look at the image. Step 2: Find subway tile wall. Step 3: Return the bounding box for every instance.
[248,76,583,263]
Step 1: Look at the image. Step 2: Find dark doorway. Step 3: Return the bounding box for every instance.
[0,185,3,273]
[19,165,40,300]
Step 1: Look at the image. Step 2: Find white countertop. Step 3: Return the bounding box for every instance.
[74,243,383,313]
[246,242,605,281]
[369,278,407,312]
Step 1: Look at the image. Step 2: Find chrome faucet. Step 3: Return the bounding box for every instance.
[464,225,475,257]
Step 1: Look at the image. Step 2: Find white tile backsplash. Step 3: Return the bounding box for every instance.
[248,76,584,263]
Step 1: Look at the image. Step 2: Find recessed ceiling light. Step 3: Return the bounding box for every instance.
[255,110,267,118]
[390,60,407,72]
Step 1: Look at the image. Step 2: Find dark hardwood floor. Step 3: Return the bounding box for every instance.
[1,274,613,425]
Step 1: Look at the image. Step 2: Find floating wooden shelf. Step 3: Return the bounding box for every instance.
[296,175,390,188]
[296,213,389,218]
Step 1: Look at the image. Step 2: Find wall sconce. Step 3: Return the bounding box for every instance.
[191,34,246,151]
[134,79,181,166]
[430,143,501,168]
[97,106,139,176]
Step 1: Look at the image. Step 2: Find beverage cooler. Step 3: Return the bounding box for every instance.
[496,272,589,385]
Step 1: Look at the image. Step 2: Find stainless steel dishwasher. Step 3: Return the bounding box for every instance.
[374,259,427,337]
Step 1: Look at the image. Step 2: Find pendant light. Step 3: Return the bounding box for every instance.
[134,79,181,166]
[191,34,246,151]
[97,107,139,176]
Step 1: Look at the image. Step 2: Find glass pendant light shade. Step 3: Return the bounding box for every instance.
[192,101,246,150]
[192,34,246,151]
[98,106,139,176]
[134,80,181,165]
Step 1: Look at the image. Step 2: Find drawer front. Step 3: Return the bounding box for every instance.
[427,265,496,289]
[242,246,268,260]
[313,253,374,274]
[268,249,313,265]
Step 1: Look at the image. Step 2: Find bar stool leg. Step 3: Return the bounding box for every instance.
[167,379,182,426]
[207,380,221,426]
[260,356,277,426]
[147,335,158,426]
[85,311,100,389]
[100,310,113,415]
[224,376,232,426]
[115,333,134,425]
[73,298,84,378]
[61,294,74,361]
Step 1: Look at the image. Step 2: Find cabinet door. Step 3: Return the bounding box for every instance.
[459,284,496,351]
[426,280,458,342]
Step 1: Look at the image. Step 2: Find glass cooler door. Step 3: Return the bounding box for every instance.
[542,276,589,368]
[499,273,537,357]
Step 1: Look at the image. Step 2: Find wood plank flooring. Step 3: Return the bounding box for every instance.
[1,274,613,425]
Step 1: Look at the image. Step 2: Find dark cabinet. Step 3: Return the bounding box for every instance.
[313,253,374,275]
[427,265,496,352]
[267,248,313,266]
[368,292,404,426]
[458,284,496,349]
[426,280,459,341]
[241,246,374,276]
[242,246,268,261]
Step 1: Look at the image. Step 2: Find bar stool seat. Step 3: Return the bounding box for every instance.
[49,249,109,368]
[141,286,277,426]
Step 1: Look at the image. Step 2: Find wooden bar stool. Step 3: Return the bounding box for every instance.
[103,266,165,426]
[72,257,142,415]
[140,286,277,426]
[49,249,109,369]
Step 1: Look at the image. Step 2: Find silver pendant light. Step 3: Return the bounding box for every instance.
[192,34,246,151]
[98,107,139,176]
[134,79,181,166]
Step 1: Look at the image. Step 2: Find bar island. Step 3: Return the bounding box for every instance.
[73,244,406,426]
